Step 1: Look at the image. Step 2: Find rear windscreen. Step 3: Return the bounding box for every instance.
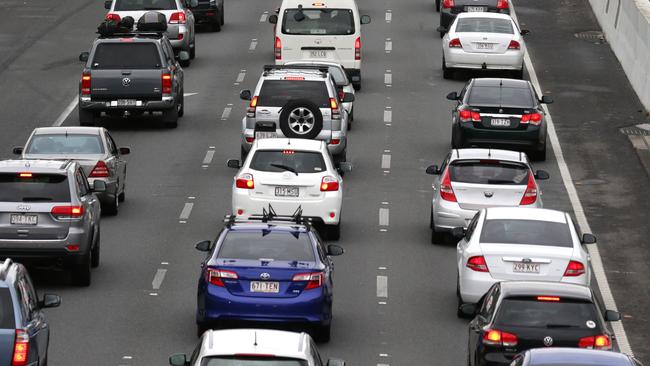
[449,160,529,185]
[495,297,599,329]
[455,18,514,34]
[26,134,104,155]
[468,86,535,108]
[282,8,355,35]
[480,219,573,247]
[258,80,330,108]
[91,43,162,69]
[218,231,315,262]
[250,150,326,173]
[0,289,15,329]
[114,0,177,11]
[201,357,308,366]
[0,173,70,203]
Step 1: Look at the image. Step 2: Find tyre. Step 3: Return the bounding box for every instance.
[439,31,445,38]
[435,0,441,11]
[352,81,361,91]
[456,278,466,318]
[315,323,331,342]
[91,228,100,268]
[512,66,524,79]
[278,99,323,139]
[79,108,97,126]
[442,57,453,80]
[196,322,210,338]
[178,90,185,117]
[451,124,463,148]
[530,143,547,161]
[190,42,196,60]
[211,19,221,32]
[240,145,249,162]
[325,223,341,241]
[162,105,179,128]
[103,190,119,216]
[348,108,354,130]
[118,188,125,202]
[179,57,191,67]
[72,251,92,287]
[220,1,225,25]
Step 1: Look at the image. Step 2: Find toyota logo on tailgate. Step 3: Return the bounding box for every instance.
[543,336,553,347]
[259,273,271,280]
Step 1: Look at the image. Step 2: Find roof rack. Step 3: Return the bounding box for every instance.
[262,64,329,76]
[224,205,312,226]
[0,258,13,280]
[97,31,165,38]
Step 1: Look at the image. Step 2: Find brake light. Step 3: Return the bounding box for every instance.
[320,176,339,191]
[169,11,186,24]
[497,0,509,9]
[236,173,254,189]
[519,173,538,205]
[292,272,323,290]
[508,40,520,50]
[247,95,259,118]
[449,38,462,48]
[245,137,255,143]
[51,206,84,219]
[459,109,481,122]
[520,112,542,126]
[18,173,32,178]
[579,335,611,350]
[12,329,29,366]
[105,13,121,22]
[466,256,489,272]
[537,296,561,302]
[338,90,345,101]
[439,167,457,202]
[355,37,361,60]
[282,150,295,155]
[162,73,172,94]
[283,76,305,80]
[89,160,110,178]
[564,260,585,277]
[206,268,238,287]
[81,72,91,95]
[442,0,455,8]
[483,329,518,347]
[330,98,341,120]
[275,37,282,60]
[330,139,340,145]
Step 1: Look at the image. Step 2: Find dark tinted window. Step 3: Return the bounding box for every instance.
[26,134,104,155]
[250,150,326,173]
[114,0,177,11]
[258,80,330,108]
[449,160,529,185]
[218,231,315,262]
[202,357,308,366]
[92,43,162,69]
[455,18,514,34]
[282,9,354,35]
[480,219,573,247]
[0,288,15,329]
[0,173,70,202]
[495,297,599,329]
[468,86,535,108]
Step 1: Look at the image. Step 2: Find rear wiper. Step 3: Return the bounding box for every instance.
[270,163,298,176]
[487,179,515,184]
[22,197,53,202]
[546,323,579,328]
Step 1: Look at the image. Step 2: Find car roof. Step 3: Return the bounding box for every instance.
[484,207,568,224]
[253,138,325,152]
[281,0,358,9]
[32,127,103,135]
[456,12,514,21]
[448,148,529,163]
[0,159,73,173]
[200,329,309,358]
[527,348,632,365]
[500,281,593,301]
[471,78,531,89]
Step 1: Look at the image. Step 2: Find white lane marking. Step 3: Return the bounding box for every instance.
[379,228,388,232]
[259,12,268,22]
[161,262,169,265]
[52,97,78,126]
[152,269,167,290]
[383,109,392,123]
[381,201,389,205]
[385,10,392,23]
[378,266,388,270]
[188,196,195,200]
[149,292,158,296]
[221,105,232,120]
[379,208,389,226]
[202,150,215,165]
[379,354,389,358]
[236,70,247,83]
[510,1,633,356]
[385,38,392,53]
[384,72,392,85]
[179,202,194,220]
[381,154,391,169]
[122,356,133,360]
[376,275,388,298]
[249,39,258,51]
[183,92,199,97]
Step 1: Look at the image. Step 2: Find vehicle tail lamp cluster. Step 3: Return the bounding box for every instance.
[482,329,518,347]
[520,112,542,125]
[563,260,585,276]
[18,173,32,178]
[355,37,361,60]
[206,268,238,287]
[320,176,339,191]
[449,38,462,48]
[578,335,611,350]
[466,255,489,272]
[247,96,258,118]
[12,329,29,366]
[292,272,324,290]
[51,206,84,219]
[497,0,509,10]
[519,173,538,205]
[236,173,255,189]
[89,161,110,178]
[169,12,187,24]
[330,98,341,120]
[439,167,457,202]
[162,73,173,95]
[508,40,521,50]
[442,0,455,9]
[459,109,480,122]
[81,72,91,95]
[275,37,282,60]
[105,13,121,22]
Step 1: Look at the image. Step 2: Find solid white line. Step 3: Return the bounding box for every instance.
[381,154,391,169]
[510,1,633,356]
[179,202,194,220]
[202,150,215,165]
[383,110,392,123]
[379,208,389,226]
[249,39,258,51]
[259,13,268,22]
[52,97,78,127]
[152,269,167,290]
[221,107,232,120]
[376,275,388,298]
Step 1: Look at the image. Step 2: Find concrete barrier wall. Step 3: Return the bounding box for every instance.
[589,0,650,110]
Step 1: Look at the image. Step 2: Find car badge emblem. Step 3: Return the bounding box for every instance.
[16,204,31,211]
[522,258,532,263]
[543,336,553,347]
[499,108,504,113]
[122,77,131,87]
[484,191,494,198]
[315,39,322,45]
[260,272,271,280]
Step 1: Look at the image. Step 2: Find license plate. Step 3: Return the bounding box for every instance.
[466,6,487,11]
[10,214,38,225]
[476,42,494,50]
[513,263,540,273]
[275,186,299,197]
[116,99,137,107]
[310,50,328,58]
[491,118,511,127]
[255,131,277,139]
[250,281,280,293]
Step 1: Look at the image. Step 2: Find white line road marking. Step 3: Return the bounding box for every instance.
[179,203,194,220]
[379,354,389,358]
[221,106,232,120]
[161,262,169,265]
[249,39,258,51]
[385,10,392,23]
[384,72,392,85]
[379,208,389,226]
[379,228,388,232]
[385,38,392,52]
[381,201,389,205]
[383,109,392,123]
[202,150,215,165]
[376,275,388,298]
[149,292,158,296]
[236,70,247,83]
[381,154,391,169]
[378,266,388,270]
[183,92,199,97]
[510,1,633,355]
[188,196,195,200]
[259,12,268,22]
[152,269,167,290]
[52,97,78,126]
[122,356,133,360]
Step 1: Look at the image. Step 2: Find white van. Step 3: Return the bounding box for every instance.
[269,0,370,90]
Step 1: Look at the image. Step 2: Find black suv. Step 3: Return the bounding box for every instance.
[78,14,186,128]
[0,259,60,366]
[188,0,225,32]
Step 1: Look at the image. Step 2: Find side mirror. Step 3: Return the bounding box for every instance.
[39,294,61,309]
[169,354,189,366]
[177,51,190,62]
[540,95,554,104]
[459,303,477,317]
[327,244,344,256]
[341,93,355,103]
[195,240,211,252]
[190,0,198,7]
[104,0,112,10]
[79,52,89,62]
[119,147,131,155]
[534,170,549,180]
[446,91,458,101]
[268,14,278,24]
[605,310,621,322]
[12,147,23,155]
[581,233,597,244]
[451,227,465,240]
[326,359,345,366]
[92,180,107,193]
[425,165,440,175]
[337,161,352,173]
[360,15,371,24]
[520,29,530,36]
[227,159,241,169]
[436,26,448,34]
[239,89,252,101]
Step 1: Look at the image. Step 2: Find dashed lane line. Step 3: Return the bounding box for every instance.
[385,10,392,23]
[381,154,391,170]
[179,202,194,222]
[202,149,215,165]
[152,269,167,290]
[384,70,392,85]
[249,39,258,51]
[221,104,233,120]
[385,38,392,53]
[383,109,392,123]
[379,208,389,226]
[376,275,388,298]
[259,12,268,22]
[235,69,247,85]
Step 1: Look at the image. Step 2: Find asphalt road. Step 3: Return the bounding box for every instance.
[0,0,648,365]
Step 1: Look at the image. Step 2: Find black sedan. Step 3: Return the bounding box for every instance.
[511,348,643,366]
[438,0,510,37]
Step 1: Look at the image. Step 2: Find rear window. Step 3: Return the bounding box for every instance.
[25,134,104,155]
[468,86,535,108]
[495,297,599,329]
[114,0,177,11]
[250,150,326,173]
[455,18,514,34]
[91,43,162,69]
[201,357,308,366]
[258,80,330,108]
[218,231,315,262]
[0,289,15,329]
[479,219,573,247]
[0,173,71,203]
[282,8,355,35]
[449,160,529,185]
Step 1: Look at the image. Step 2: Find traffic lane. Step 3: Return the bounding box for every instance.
[515,0,650,362]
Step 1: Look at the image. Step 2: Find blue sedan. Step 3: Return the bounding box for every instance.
[511,348,643,366]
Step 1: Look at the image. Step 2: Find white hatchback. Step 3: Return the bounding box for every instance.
[228,138,350,240]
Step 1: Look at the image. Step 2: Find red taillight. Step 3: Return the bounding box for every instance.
[579,335,611,350]
[247,96,258,118]
[18,173,32,178]
[105,13,121,22]
[320,176,339,191]
[564,260,586,277]
[338,90,345,101]
[236,173,254,189]
[508,40,520,50]
[330,98,341,120]
[51,206,84,219]
[245,137,255,143]
[177,33,184,40]
[520,113,542,125]
[81,72,91,95]
[162,73,172,94]
[12,329,29,366]
[330,139,340,145]
[442,0,455,8]
[459,109,481,122]
[537,296,561,302]
[89,160,110,178]
[292,272,323,290]
[497,0,509,9]
[439,167,457,202]
[519,173,537,205]
[466,256,489,272]
[355,37,361,60]
[206,268,238,287]
[169,11,186,24]
[483,329,518,347]
[449,38,462,48]
[275,37,282,60]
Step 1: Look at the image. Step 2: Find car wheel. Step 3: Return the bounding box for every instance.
[442,57,454,80]
[240,146,249,162]
[352,81,361,91]
[178,90,185,117]
[72,251,92,287]
[220,1,225,25]
[512,65,524,79]
[79,109,97,126]
[451,124,463,148]
[279,99,323,139]
[162,105,179,128]
[435,0,441,11]
[103,190,119,216]
[456,277,466,318]
[91,227,100,268]
[190,42,196,60]
[179,57,191,67]
[530,143,547,161]
[431,228,446,245]
[315,323,331,342]
[348,108,354,130]
[324,223,340,241]
[118,188,125,202]
[211,19,221,32]
[197,322,210,338]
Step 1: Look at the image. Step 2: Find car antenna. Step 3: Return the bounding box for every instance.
[519,151,522,162]
[456,149,459,158]
[488,147,491,158]
[254,331,258,347]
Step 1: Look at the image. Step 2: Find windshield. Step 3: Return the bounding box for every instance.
[480,219,573,247]
[468,85,535,108]
[449,160,529,185]
[218,231,315,262]
[0,289,15,329]
[92,43,162,69]
[258,80,330,108]
[251,150,326,173]
[455,18,514,34]
[282,8,355,35]
[0,173,70,202]
[495,297,599,329]
[114,0,177,11]
[26,134,104,155]
[201,356,308,366]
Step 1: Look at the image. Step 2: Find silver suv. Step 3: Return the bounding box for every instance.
[239,65,354,162]
[0,160,105,286]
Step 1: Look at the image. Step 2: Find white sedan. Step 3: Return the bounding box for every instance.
[227,138,350,240]
[455,207,593,316]
[441,12,528,79]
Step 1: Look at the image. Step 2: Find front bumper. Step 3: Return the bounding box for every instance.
[79,96,175,112]
[445,48,524,70]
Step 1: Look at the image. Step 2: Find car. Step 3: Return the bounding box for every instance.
[269,0,371,90]
[455,207,594,315]
[511,348,644,366]
[426,148,549,243]
[0,259,61,366]
[440,12,527,79]
[446,78,553,161]
[78,15,186,128]
[460,281,621,366]
[239,65,354,163]
[104,0,197,59]
[13,127,130,216]
[284,60,356,127]
[169,329,346,366]
[0,160,105,286]
[194,213,345,342]
[438,0,510,37]
[187,0,224,32]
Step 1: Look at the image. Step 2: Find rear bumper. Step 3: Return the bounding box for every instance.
[192,7,220,22]
[445,48,523,70]
[345,68,361,84]
[457,122,546,151]
[241,123,347,156]
[79,97,175,112]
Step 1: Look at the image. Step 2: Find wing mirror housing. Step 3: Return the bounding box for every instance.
[540,95,554,104]
[581,233,597,244]
[119,147,131,155]
[227,159,241,169]
[361,15,371,24]
[520,29,531,36]
[326,359,345,366]
[169,354,189,366]
[79,52,89,62]
[605,310,621,322]
[451,227,466,240]
[327,244,344,256]
[239,89,252,101]
[446,91,458,101]
[534,170,549,180]
[39,294,61,308]
[12,147,23,155]
[177,51,190,62]
[437,26,448,34]
[189,0,199,7]
[104,0,112,10]
[426,165,440,175]
[341,93,355,103]
[195,240,211,252]
[268,14,278,24]
[92,180,107,193]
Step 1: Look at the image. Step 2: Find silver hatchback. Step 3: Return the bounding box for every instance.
[426,148,549,244]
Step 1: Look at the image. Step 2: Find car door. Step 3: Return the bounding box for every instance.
[105,131,126,192]
[76,168,100,225]
[453,82,470,123]
[469,283,499,366]
[22,271,49,364]
[181,0,196,38]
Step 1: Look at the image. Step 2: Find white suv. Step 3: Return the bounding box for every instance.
[227,138,350,240]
